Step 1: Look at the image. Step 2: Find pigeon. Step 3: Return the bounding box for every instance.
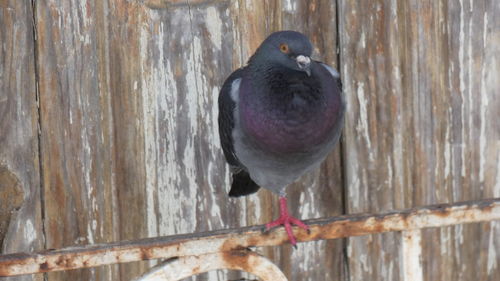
[218,31,345,246]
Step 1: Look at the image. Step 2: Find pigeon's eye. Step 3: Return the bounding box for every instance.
[279,43,290,54]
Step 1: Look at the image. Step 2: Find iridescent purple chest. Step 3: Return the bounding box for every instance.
[239,77,341,154]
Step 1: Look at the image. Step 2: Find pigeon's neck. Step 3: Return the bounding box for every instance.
[248,60,274,81]
[249,62,308,92]
[248,63,323,103]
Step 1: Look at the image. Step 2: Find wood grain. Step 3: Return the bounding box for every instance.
[339,0,500,280]
[35,0,119,280]
[132,1,241,279]
[0,1,44,281]
[2,0,498,280]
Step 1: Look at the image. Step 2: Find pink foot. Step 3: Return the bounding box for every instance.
[265,196,309,246]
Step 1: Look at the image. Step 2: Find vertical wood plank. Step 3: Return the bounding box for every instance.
[35,0,119,280]
[135,1,239,279]
[105,1,151,279]
[339,2,412,279]
[339,0,500,280]
[0,2,44,281]
[419,1,500,280]
[0,1,44,281]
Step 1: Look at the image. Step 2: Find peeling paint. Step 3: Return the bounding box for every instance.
[284,0,297,12]
[458,0,467,178]
[205,7,222,50]
[487,222,498,274]
[439,227,451,256]
[298,189,318,219]
[360,31,366,49]
[355,82,373,161]
[386,156,393,189]
[348,160,361,210]
[23,219,36,245]
[495,150,500,198]
[79,0,92,27]
[444,122,451,179]
[87,222,95,244]
[140,21,158,239]
[158,23,182,234]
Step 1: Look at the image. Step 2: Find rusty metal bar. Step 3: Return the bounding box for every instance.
[401,230,423,281]
[134,250,287,281]
[1,198,499,277]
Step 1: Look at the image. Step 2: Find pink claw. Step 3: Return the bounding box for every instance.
[265,196,309,246]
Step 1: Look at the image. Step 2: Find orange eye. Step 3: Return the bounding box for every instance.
[279,43,289,53]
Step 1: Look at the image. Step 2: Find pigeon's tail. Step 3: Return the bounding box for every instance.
[229,170,260,197]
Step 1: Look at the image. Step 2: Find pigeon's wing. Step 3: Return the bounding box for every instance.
[218,68,260,197]
[218,68,244,168]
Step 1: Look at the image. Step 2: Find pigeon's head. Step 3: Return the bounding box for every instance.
[250,31,313,76]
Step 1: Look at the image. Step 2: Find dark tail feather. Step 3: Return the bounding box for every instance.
[229,171,260,197]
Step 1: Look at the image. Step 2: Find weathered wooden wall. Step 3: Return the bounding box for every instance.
[0,0,498,281]
[340,1,500,280]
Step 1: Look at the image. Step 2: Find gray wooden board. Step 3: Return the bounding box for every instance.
[339,1,500,280]
[0,1,44,281]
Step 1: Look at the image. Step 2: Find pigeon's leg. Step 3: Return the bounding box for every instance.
[265,196,309,245]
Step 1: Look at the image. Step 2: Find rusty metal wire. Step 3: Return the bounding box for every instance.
[0,198,499,278]
[134,250,287,281]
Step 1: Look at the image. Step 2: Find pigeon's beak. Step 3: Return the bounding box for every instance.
[296,55,311,76]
